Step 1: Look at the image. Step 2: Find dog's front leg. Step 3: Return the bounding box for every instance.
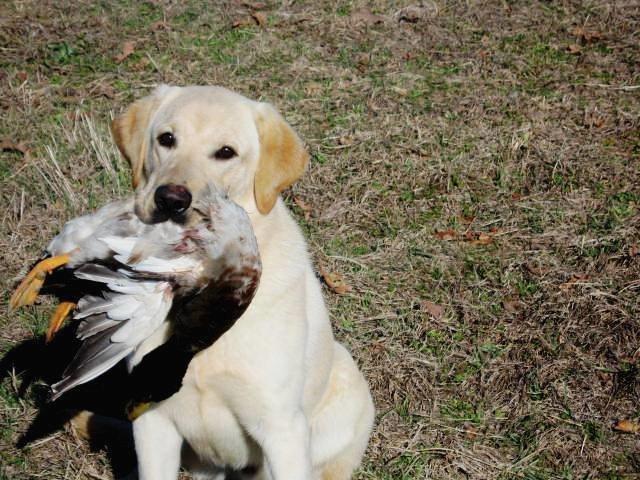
[133,409,183,480]
[257,410,312,480]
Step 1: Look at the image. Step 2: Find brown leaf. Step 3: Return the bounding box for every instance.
[233,12,266,28]
[232,16,254,28]
[464,424,478,440]
[115,41,136,63]
[613,419,640,434]
[395,3,438,23]
[319,267,352,295]
[89,82,116,99]
[503,299,523,313]
[1,140,30,157]
[350,8,385,26]
[629,244,639,257]
[470,233,493,245]
[569,26,603,43]
[525,263,548,276]
[421,301,444,320]
[16,71,28,82]
[567,44,582,54]
[434,229,457,241]
[243,1,266,9]
[150,20,170,31]
[305,83,323,96]
[251,11,267,27]
[293,196,312,220]
[584,108,606,129]
[560,273,590,290]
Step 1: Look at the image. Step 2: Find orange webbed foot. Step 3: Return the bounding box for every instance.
[9,254,71,310]
[45,301,76,343]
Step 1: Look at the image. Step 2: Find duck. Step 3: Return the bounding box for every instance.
[9,184,261,401]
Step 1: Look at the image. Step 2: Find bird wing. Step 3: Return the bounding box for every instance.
[50,263,173,399]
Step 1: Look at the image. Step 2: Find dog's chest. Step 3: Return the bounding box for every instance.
[166,385,259,469]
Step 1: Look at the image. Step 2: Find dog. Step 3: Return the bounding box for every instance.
[109,85,374,479]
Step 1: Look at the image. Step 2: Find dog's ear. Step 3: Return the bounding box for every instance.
[112,86,171,188]
[253,103,309,214]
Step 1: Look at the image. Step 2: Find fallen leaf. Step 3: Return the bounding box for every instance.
[232,16,254,28]
[1,140,32,164]
[421,301,444,320]
[89,83,116,99]
[569,26,603,43]
[584,108,606,128]
[242,1,266,9]
[150,20,170,31]
[350,8,385,26]
[395,3,438,23]
[132,57,151,71]
[305,83,323,96]
[338,135,355,146]
[629,245,639,257]
[233,12,266,28]
[464,424,478,440]
[503,299,523,313]
[319,268,352,295]
[560,273,590,290]
[16,71,28,82]
[471,233,493,245]
[1,140,30,157]
[567,44,582,54]
[525,263,548,276]
[390,86,408,96]
[115,41,136,63]
[435,229,457,241]
[613,419,640,434]
[293,196,312,220]
[251,11,267,27]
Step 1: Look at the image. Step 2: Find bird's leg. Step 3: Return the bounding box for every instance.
[9,254,71,310]
[45,301,76,343]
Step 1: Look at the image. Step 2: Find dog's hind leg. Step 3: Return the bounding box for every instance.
[310,343,374,480]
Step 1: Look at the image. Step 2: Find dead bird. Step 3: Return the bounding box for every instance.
[9,185,261,400]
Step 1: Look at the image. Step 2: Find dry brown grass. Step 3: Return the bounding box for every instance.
[1,1,639,478]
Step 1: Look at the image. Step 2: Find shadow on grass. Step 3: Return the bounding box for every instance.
[0,318,137,477]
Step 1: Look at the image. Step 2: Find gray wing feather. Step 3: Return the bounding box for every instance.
[74,264,130,284]
[50,323,132,400]
[75,292,123,320]
[75,312,120,340]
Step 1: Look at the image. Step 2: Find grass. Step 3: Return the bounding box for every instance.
[1,0,640,478]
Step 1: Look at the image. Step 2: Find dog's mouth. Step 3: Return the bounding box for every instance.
[134,202,191,226]
[159,206,212,227]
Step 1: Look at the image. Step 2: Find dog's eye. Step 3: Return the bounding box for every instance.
[214,146,237,160]
[157,132,176,148]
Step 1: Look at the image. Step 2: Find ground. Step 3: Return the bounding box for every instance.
[1,0,639,478]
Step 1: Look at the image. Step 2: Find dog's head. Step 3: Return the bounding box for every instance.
[112,85,309,224]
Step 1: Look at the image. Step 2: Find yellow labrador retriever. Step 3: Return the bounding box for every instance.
[111,85,374,480]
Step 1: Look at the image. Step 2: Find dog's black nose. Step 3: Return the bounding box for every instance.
[154,184,192,215]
